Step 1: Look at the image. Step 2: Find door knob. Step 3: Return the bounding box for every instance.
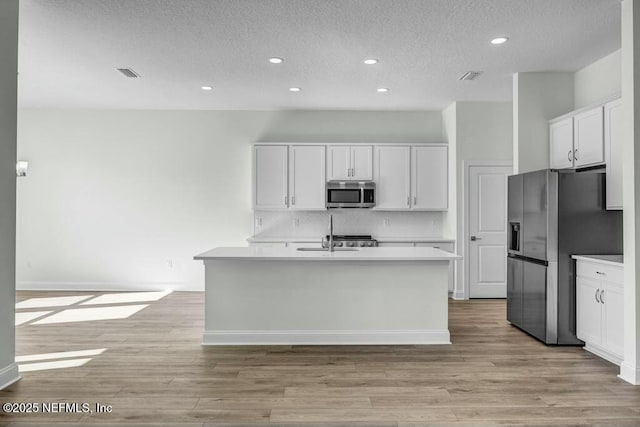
[470,236,481,241]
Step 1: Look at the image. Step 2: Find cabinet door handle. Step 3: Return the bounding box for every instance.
[596,271,606,276]
[574,149,578,161]
[595,289,600,303]
[568,150,572,162]
[351,168,355,177]
[407,196,410,206]
[600,289,605,304]
[292,196,295,205]
[284,196,288,205]
[414,196,417,205]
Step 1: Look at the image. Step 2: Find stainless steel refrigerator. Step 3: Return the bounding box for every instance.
[507,169,622,345]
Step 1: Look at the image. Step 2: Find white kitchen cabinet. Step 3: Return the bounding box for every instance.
[576,276,602,346]
[327,145,372,181]
[602,281,624,358]
[351,146,373,180]
[549,117,574,169]
[373,146,411,209]
[254,145,288,209]
[575,257,624,365]
[289,145,326,210]
[411,146,448,210]
[415,242,455,252]
[327,146,350,180]
[573,106,604,167]
[605,99,623,210]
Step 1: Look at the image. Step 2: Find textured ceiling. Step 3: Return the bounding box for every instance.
[18,0,621,110]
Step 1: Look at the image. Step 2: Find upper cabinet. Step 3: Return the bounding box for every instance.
[549,96,621,210]
[605,99,623,210]
[327,145,372,180]
[254,145,288,209]
[412,146,448,210]
[289,145,326,210]
[255,143,448,211]
[550,105,607,170]
[573,106,604,168]
[550,117,574,169]
[373,145,448,211]
[374,146,411,209]
[254,144,325,211]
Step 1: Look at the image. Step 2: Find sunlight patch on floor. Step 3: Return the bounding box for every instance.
[16,348,106,363]
[19,358,93,373]
[16,295,95,309]
[32,304,149,325]
[16,311,53,326]
[80,290,172,305]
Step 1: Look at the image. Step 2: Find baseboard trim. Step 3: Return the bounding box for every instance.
[451,290,466,300]
[202,329,451,345]
[584,343,622,366]
[17,281,203,292]
[0,363,20,390]
[619,361,640,385]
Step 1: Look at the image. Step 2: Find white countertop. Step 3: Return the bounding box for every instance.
[572,254,624,266]
[195,246,461,261]
[247,235,455,243]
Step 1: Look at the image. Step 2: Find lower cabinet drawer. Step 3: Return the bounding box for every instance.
[576,261,623,284]
[415,242,455,252]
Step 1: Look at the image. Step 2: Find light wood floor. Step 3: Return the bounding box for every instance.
[1,291,640,426]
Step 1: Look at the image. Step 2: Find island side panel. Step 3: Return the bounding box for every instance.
[202,259,450,345]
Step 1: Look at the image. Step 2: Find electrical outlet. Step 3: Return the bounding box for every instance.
[166,259,173,268]
[293,218,300,227]
[384,218,390,227]
[255,217,263,228]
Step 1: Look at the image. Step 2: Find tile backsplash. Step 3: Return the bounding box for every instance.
[253,210,444,238]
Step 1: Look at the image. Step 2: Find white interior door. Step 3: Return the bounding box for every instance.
[468,165,511,298]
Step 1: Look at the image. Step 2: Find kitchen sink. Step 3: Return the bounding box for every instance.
[296,247,359,252]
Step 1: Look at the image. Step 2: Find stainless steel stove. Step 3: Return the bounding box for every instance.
[322,234,378,248]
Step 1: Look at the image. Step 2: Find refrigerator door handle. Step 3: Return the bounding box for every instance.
[568,150,572,162]
[573,149,578,161]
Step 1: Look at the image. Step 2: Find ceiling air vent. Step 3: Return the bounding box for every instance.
[116,68,140,78]
[458,71,483,81]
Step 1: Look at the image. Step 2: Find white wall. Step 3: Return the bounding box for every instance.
[574,49,621,110]
[17,109,444,291]
[620,0,640,386]
[449,102,513,299]
[0,0,19,390]
[513,72,575,174]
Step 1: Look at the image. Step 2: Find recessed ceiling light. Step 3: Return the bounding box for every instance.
[490,37,509,45]
[289,87,301,92]
[269,57,284,64]
[200,86,213,91]
[377,88,389,93]
[364,59,378,65]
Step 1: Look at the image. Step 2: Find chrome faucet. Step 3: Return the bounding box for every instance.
[328,214,334,252]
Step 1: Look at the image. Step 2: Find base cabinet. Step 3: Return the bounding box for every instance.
[575,259,624,365]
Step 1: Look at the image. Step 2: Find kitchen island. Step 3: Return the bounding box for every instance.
[194,246,460,345]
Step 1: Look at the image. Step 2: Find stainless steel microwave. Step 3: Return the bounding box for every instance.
[326,181,375,208]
